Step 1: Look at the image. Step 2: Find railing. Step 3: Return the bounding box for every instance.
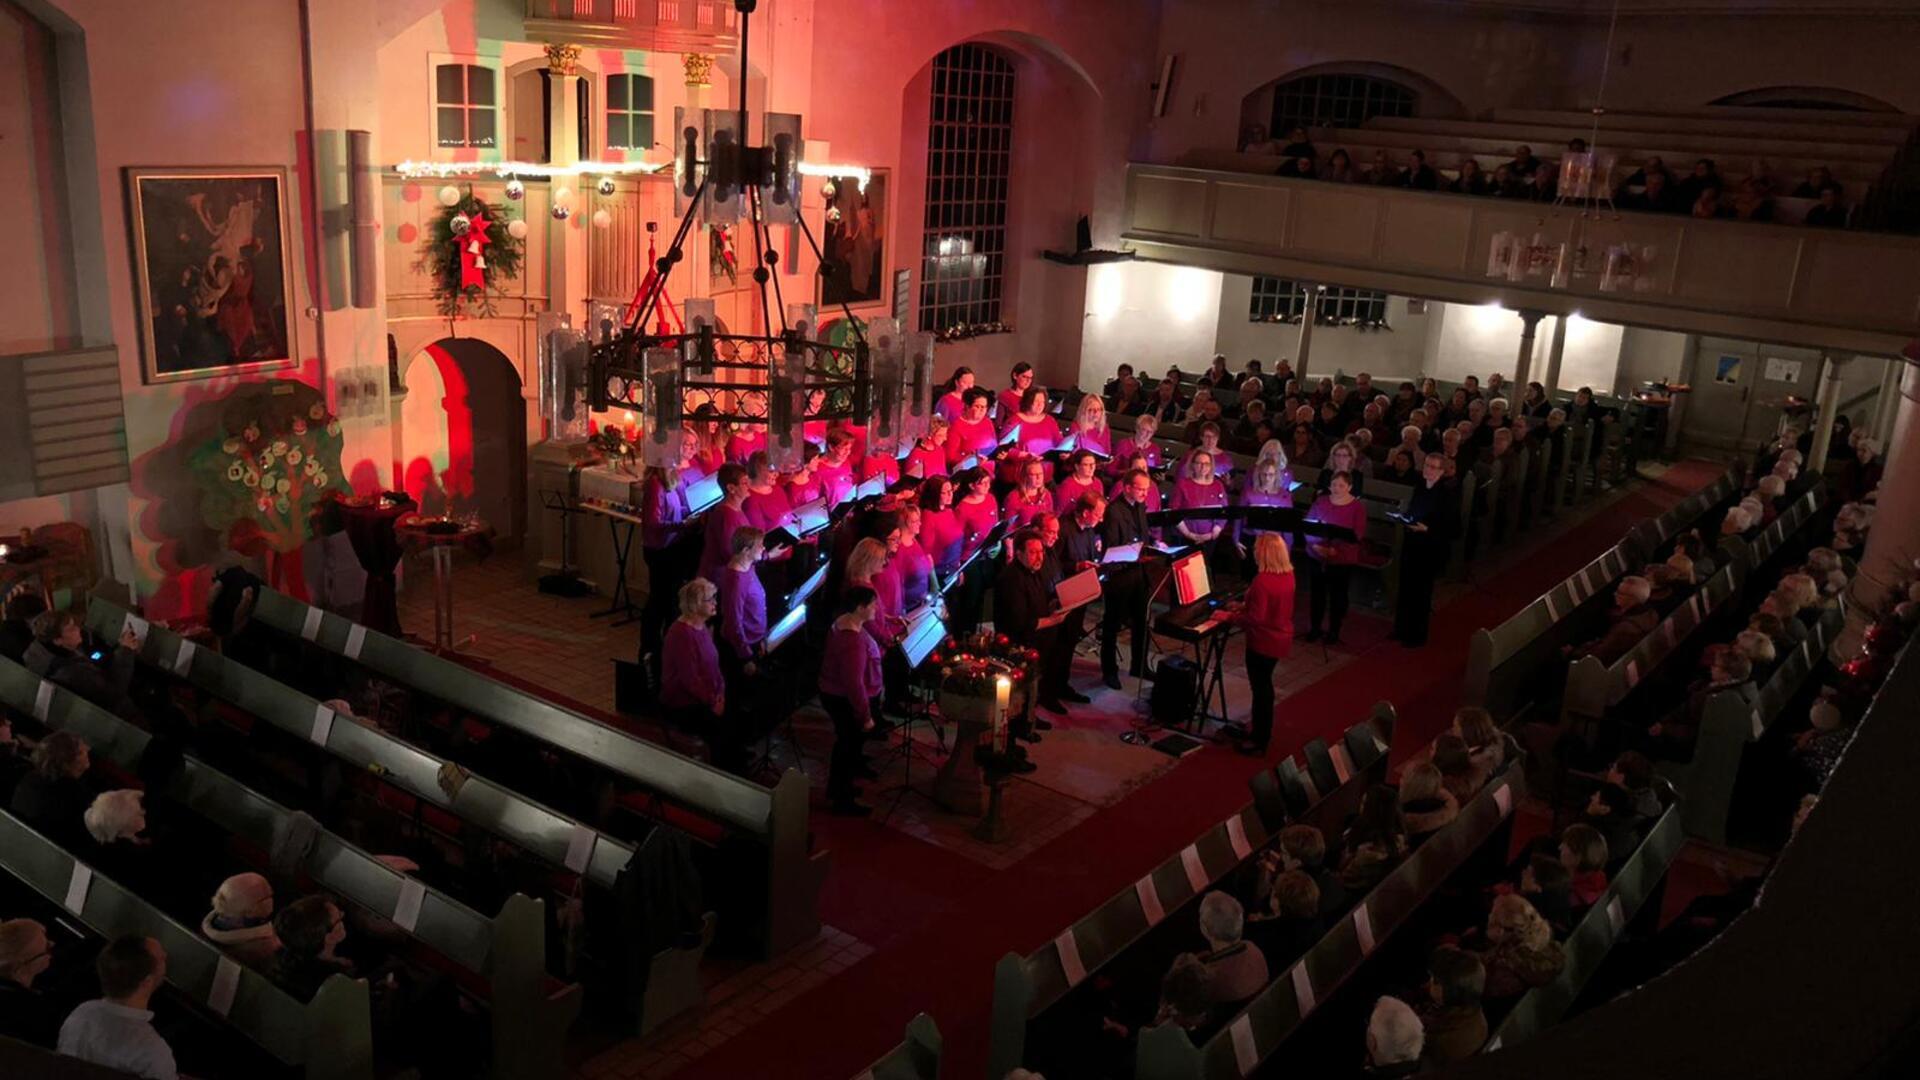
[522,0,738,50]
[1120,164,1920,356]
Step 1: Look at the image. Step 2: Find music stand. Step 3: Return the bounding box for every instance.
[877,605,952,824]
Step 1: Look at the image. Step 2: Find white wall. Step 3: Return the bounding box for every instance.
[1078,261,1223,388]
[1553,315,1628,394]
[1617,325,1690,394]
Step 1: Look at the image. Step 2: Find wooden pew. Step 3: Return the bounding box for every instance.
[1132,765,1526,1079]
[0,809,374,1080]
[989,714,1390,1079]
[0,1037,141,1079]
[243,588,827,960]
[854,1013,941,1080]
[83,598,638,891]
[0,655,591,1076]
[1658,605,1842,845]
[1481,799,1686,1053]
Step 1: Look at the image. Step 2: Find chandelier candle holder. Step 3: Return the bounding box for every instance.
[588,0,924,471]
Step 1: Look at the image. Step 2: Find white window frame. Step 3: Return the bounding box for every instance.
[429,54,503,159]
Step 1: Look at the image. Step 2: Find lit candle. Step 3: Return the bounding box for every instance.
[623,410,639,441]
[993,675,1011,754]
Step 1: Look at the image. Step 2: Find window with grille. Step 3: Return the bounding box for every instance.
[1249,278,1389,324]
[606,73,655,152]
[435,63,498,149]
[919,44,1014,333]
[1270,74,1414,135]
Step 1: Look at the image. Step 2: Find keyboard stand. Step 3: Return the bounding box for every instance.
[1188,624,1236,735]
[590,512,642,625]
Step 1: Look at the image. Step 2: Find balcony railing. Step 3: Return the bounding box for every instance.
[523,0,739,53]
[1121,163,1920,356]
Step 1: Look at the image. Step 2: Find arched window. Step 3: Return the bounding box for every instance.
[1710,86,1897,112]
[1271,73,1415,134]
[919,43,1015,334]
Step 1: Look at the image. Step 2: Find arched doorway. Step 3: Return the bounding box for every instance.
[399,338,526,543]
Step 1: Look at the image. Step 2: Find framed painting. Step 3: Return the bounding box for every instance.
[126,166,297,384]
[819,170,888,308]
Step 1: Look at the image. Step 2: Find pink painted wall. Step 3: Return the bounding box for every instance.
[0,2,80,356]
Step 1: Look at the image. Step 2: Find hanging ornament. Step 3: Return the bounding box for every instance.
[597,176,617,197]
[507,218,529,240]
[554,185,575,205]
[457,210,493,291]
[592,209,612,229]
[437,184,462,207]
[826,207,843,223]
[821,179,837,200]
[504,178,525,201]
[449,212,472,237]
[552,204,573,221]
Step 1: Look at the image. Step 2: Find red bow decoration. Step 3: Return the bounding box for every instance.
[458,210,492,291]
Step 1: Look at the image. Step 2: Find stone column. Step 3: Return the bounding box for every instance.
[1837,357,1920,659]
[1807,353,1850,475]
[682,53,714,304]
[1513,309,1545,395]
[1542,313,1570,393]
[1293,283,1319,384]
[1873,355,1904,443]
[544,44,589,326]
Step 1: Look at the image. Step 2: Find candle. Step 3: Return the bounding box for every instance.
[992,675,1011,754]
[622,410,640,441]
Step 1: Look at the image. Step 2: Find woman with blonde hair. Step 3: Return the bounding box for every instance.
[1234,443,1294,562]
[1231,533,1296,755]
[660,578,724,733]
[1480,894,1565,1001]
[845,537,903,647]
[904,414,951,481]
[1068,393,1113,458]
[1112,412,1165,476]
[1171,448,1230,566]
[1398,762,1459,840]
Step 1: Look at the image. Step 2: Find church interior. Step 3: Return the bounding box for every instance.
[2,0,1919,1077]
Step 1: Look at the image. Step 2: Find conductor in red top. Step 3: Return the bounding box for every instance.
[1232,534,1297,756]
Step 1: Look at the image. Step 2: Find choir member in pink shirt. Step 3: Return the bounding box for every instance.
[996,362,1037,422]
[1054,450,1104,515]
[743,452,797,534]
[895,504,936,611]
[820,586,885,815]
[1304,471,1368,646]
[858,447,900,487]
[815,430,859,505]
[725,424,766,465]
[1005,458,1055,529]
[918,476,965,577]
[698,464,752,584]
[934,366,975,424]
[1234,443,1296,558]
[904,416,951,481]
[953,467,1001,559]
[945,388,999,465]
[660,578,724,732]
[690,407,729,476]
[785,450,827,507]
[1177,422,1235,480]
[1110,413,1165,477]
[1065,394,1113,459]
[1171,449,1231,563]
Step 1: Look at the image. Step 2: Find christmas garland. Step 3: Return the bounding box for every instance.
[415,190,524,317]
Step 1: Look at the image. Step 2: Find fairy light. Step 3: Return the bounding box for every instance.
[798,161,871,191]
[393,159,671,180]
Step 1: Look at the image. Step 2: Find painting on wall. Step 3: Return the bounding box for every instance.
[126,166,297,384]
[709,223,739,288]
[820,171,888,308]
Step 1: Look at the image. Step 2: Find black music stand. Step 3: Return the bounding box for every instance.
[537,489,594,598]
[589,509,642,625]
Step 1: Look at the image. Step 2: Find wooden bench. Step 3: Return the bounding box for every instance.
[1658,605,1842,845]
[854,1013,941,1080]
[988,712,1391,1079]
[0,655,592,1076]
[0,809,373,1080]
[244,588,827,960]
[1131,764,1525,1078]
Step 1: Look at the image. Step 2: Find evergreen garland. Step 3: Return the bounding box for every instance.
[414,191,524,317]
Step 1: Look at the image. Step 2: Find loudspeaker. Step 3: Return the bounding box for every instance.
[347,130,377,309]
[1149,656,1197,726]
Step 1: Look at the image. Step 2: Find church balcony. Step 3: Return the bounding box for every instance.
[522,0,739,54]
[1120,163,1920,356]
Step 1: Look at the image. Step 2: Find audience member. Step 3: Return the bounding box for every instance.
[1364,996,1425,1077]
[24,610,141,715]
[1401,149,1439,190]
[1339,785,1409,892]
[1398,762,1460,843]
[10,730,93,848]
[1803,185,1848,227]
[201,872,280,969]
[57,935,179,1080]
[1478,894,1566,1001]
[1432,734,1482,805]
[0,918,61,1047]
[270,894,352,1000]
[0,593,48,661]
[1559,824,1610,907]
[1418,945,1488,1066]
[1244,869,1324,967]
[1185,891,1269,1010]
[1793,698,1853,788]
[1565,576,1657,665]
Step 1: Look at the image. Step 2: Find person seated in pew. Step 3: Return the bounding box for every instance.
[1563,575,1657,666]
[1642,652,1756,762]
[1184,892,1269,1011]
[1432,735,1483,806]
[0,592,47,662]
[1607,750,1664,819]
[1102,362,1135,399]
[1338,785,1409,893]
[10,731,93,850]
[58,935,179,1080]
[24,611,142,719]
[1417,945,1487,1067]
[80,790,160,893]
[1719,504,1756,541]
[1243,869,1323,970]
[1748,610,1798,659]
[1778,573,1825,624]
[1258,824,1348,920]
[200,873,280,970]
[1559,824,1610,909]
[1476,894,1565,1004]
[1364,996,1426,1077]
[1397,762,1459,845]
[659,579,725,740]
[1579,782,1647,867]
[1641,561,1688,609]
[1502,851,1576,935]
[1111,373,1149,417]
[0,917,62,1048]
[1733,628,1779,683]
[1792,697,1855,790]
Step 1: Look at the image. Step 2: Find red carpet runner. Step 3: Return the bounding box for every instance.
[665,461,1724,1079]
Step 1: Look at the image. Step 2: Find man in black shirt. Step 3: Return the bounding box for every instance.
[997,530,1065,718]
[1392,454,1460,647]
[1055,495,1106,704]
[1100,470,1156,688]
